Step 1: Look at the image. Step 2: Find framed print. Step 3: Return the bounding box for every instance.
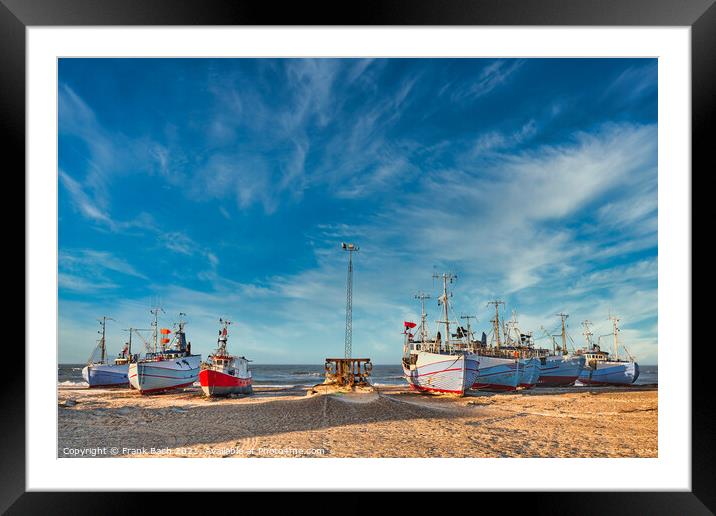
[4,0,709,511]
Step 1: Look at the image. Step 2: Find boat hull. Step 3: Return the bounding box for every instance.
[518,357,540,389]
[578,361,639,386]
[199,369,253,397]
[128,355,201,394]
[471,355,520,391]
[403,352,479,396]
[537,355,586,387]
[82,363,129,387]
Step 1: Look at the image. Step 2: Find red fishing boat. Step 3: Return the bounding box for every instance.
[199,319,253,397]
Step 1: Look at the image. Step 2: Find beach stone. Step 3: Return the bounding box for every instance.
[63,400,77,407]
[170,407,188,414]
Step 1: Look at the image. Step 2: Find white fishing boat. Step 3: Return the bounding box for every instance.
[81,316,131,388]
[128,310,202,394]
[402,274,480,396]
[576,317,639,386]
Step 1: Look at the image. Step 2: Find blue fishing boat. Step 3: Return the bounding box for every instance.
[81,316,131,388]
[469,302,525,391]
[535,313,586,386]
[519,357,541,388]
[576,317,639,386]
[537,354,586,386]
[471,354,521,390]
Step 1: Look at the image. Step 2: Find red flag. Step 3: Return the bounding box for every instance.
[404,321,417,329]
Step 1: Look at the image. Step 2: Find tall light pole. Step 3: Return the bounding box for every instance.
[342,242,359,359]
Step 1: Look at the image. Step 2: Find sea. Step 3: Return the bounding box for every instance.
[58,363,659,388]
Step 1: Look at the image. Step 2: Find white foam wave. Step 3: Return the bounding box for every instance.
[58,380,88,387]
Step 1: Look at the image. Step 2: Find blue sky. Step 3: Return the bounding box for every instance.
[58,58,658,364]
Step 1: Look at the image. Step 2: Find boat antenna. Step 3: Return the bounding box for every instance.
[434,272,457,352]
[556,313,569,356]
[609,314,620,361]
[218,318,231,355]
[581,320,593,349]
[540,325,559,354]
[177,312,187,331]
[487,300,505,349]
[460,315,477,351]
[97,316,115,364]
[150,306,165,353]
[341,242,359,359]
[122,328,151,358]
[414,291,432,344]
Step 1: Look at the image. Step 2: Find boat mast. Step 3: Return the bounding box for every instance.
[461,315,477,351]
[557,313,569,355]
[540,325,558,355]
[176,312,187,351]
[218,318,231,355]
[415,291,431,344]
[150,306,165,353]
[487,300,505,349]
[582,320,593,350]
[434,272,456,352]
[97,316,114,364]
[609,314,620,361]
[122,328,151,358]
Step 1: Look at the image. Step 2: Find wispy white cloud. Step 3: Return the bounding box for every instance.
[59,170,113,226]
[60,249,148,279]
[446,60,525,103]
[602,62,658,104]
[471,119,538,156]
[58,273,117,293]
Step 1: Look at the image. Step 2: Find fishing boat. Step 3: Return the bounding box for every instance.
[81,316,131,387]
[535,314,586,386]
[199,319,253,397]
[128,310,202,394]
[402,274,480,396]
[537,354,585,386]
[469,302,526,391]
[518,357,541,388]
[576,317,639,386]
[471,354,520,390]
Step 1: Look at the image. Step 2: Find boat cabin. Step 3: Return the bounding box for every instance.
[208,354,250,378]
[577,344,610,362]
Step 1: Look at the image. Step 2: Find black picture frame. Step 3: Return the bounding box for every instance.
[3,0,707,512]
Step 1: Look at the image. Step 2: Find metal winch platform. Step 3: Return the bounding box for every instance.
[323,358,373,387]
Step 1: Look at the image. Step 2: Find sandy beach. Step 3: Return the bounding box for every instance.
[58,384,657,458]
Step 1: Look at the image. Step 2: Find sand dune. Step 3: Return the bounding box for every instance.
[58,384,657,458]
